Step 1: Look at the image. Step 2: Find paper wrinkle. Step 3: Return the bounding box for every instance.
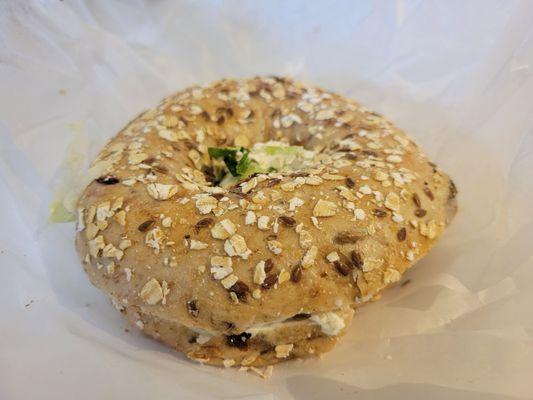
[1,1,533,399]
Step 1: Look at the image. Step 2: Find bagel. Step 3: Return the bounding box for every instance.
[75,76,457,367]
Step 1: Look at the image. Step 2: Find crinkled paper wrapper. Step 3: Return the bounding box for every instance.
[1,1,532,399]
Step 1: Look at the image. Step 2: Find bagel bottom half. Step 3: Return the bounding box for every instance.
[112,296,354,367]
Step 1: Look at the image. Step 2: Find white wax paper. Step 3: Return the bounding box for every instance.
[1,1,532,399]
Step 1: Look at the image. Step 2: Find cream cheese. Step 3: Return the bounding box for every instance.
[310,312,346,336]
[188,309,347,342]
[249,141,316,172]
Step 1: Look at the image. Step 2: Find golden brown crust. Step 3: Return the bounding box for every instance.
[75,77,457,366]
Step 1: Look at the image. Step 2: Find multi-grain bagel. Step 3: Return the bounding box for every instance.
[75,76,457,368]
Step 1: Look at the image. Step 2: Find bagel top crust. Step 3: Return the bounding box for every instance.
[75,77,457,336]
